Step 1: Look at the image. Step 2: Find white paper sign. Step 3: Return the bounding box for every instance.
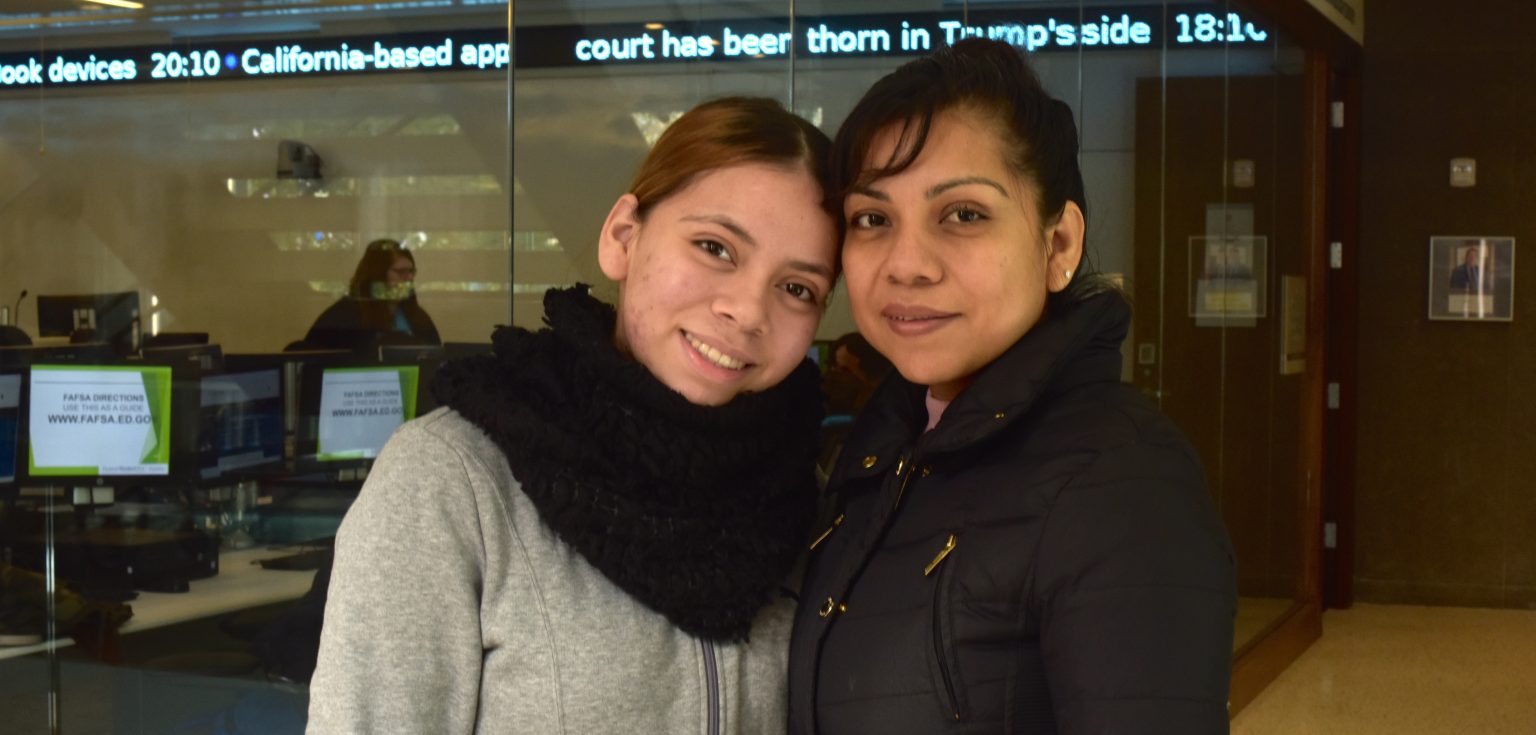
[318,368,411,460]
[29,366,169,476]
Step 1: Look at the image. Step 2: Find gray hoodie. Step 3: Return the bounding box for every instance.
[308,408,794,734]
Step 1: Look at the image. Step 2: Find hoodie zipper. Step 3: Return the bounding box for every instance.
[703,640,720,735]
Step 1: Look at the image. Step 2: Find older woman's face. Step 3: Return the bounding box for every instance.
[841,108,1083,400]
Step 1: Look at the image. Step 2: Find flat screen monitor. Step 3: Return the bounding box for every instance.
[0,373,19,484]
[0,342,115,369]
[315,365,420,461]
[377,343,443,363]
[27,363,173,478]
[35,292,140,353]
[808,340,833,370]
[142,342,224,372]
[199,369,284,480]
[441,342,492,361]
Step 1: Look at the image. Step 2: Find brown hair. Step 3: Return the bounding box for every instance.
[628,97,835,221]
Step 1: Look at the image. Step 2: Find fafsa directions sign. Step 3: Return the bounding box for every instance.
[317,366,419,461]
[28,365,173,476]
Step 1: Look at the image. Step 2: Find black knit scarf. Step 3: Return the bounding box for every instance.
[432,286,823,642]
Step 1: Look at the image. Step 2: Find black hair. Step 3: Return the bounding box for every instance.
[831,37,1112,308]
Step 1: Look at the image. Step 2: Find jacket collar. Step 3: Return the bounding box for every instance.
[831,291,1131,487]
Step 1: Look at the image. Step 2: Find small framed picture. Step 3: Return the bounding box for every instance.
[1189,236,1268,319]
[1428,236,1514,321]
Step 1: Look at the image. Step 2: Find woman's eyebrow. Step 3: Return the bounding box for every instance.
[849,184,890,202]
[926,176,1008,199]
[848,176,1009,202]
[787,259,834,281]
[681,214,756,247]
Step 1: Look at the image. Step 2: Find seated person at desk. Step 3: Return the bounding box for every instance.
[298,239,440,352]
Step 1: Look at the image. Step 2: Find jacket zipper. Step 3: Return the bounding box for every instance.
[808,514,844,551]
[703,640,720,735]
[890,454,916,511]
[930,536,963,721]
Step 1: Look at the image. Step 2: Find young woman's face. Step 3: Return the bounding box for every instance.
[841,108,1083,400]
[370,253,416,300]
[386,254,416,287]
[599,162,838,406]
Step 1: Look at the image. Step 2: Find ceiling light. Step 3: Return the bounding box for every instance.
[82,0,145,9]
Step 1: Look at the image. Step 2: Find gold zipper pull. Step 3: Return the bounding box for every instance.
[818,597,848,618]
[924,533,957,576]
[890,455,916,511]
[808,514,844,551]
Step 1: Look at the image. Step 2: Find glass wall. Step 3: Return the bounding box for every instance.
[511,0,1314,654]
[0,0,1315,730]
[0,1,511,732]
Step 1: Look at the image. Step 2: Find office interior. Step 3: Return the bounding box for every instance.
[1,0,1531,732]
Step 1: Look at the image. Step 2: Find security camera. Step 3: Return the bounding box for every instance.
[277,140,323,180]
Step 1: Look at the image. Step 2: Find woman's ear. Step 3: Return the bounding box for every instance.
[597,194,642,282]
[1045,200,1086,293]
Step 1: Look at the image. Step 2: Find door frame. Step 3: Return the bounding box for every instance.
[1224,0,1361,715]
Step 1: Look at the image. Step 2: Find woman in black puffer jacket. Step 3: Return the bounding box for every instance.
[787,39,1237,734]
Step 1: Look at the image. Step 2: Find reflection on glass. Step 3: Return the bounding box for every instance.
[0,0,1324,729]
[225,174,503,199]
[270,231,514,252]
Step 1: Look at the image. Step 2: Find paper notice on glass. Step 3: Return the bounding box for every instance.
[1281,276,1306,375]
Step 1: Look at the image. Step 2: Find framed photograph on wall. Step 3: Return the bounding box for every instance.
[1189,236,1268,319]
[1428,236,1515,321]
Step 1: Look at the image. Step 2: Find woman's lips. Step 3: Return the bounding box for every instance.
[881,305,958,337]
[679,331,754,384]
[683,331,749,370]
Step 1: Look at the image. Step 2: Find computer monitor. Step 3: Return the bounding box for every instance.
[0,342,115,369]
[142,342,225,372]
[808,340,833,370]
[25,363,174,479]
[35,292,141,354]
[0,373,20,484]
[312,364,420,461]
[377,343,442,363]
[441,342,492,361]
[198,368,285,480]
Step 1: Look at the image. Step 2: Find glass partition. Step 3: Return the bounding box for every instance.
[0,0,1319,730]
[0,2,510,732]
[1128,7,1309,653]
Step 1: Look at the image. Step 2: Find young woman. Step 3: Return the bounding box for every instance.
[788,40,1237,733]
[302,238,441,351]
[308,97,840,734]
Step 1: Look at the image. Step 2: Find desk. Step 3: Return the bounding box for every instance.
[0,546,316,660]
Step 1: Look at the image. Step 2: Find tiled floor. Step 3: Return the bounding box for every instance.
[1232,604,1536,734]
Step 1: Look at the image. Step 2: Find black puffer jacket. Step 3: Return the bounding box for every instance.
[788,292,1236,734]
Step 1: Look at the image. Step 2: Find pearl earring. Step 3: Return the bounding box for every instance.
[1065,269,1073,280]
